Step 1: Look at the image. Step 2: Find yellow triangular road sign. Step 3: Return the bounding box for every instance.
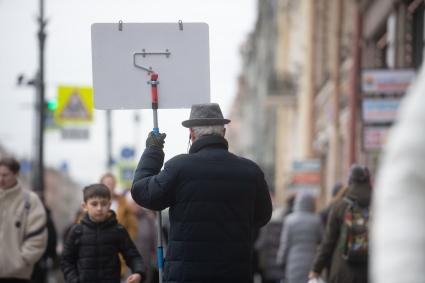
[60,92,90,119]
[55,86,93,125]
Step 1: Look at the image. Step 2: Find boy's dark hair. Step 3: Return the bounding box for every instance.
[83,183,111,202]
[0,157,20,174]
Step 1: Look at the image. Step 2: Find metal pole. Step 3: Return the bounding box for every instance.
[133,111,141,157]
[106,109,113,169]
[331,0,342,188]
[150,73,163,283]
[348,1,362,168]
[33,0,46,198]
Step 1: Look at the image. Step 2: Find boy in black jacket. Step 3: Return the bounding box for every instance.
[61,184,145,283]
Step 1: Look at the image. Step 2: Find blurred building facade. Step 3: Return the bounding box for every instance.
[360,0,424,170]
[227,0,281,192]
[227,0,425,206]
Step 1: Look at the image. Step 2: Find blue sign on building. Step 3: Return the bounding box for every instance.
[120,147,135,159]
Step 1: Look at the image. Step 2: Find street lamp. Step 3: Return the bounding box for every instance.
[17,0,47,199]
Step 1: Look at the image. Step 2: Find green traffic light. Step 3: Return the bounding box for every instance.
[47,99,58,110]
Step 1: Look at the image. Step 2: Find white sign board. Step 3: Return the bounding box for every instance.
[91,22,210,109]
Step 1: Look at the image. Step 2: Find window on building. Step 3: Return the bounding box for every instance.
[407,0,424,69]
[314,0,330,91]
[341,0,353,61]
[374,31,389,68]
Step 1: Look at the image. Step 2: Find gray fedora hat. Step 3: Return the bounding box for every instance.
[182,103,231,128]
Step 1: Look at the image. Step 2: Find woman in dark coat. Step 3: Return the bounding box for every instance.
[309,165,372,283]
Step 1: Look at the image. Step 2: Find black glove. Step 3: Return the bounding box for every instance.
[146,131,167,149]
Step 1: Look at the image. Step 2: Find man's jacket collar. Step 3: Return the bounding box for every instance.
[0,182,21,200]
[189,135,229,154]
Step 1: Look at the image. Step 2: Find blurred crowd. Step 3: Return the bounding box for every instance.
[253,165,371,283]
[0,155,374,283]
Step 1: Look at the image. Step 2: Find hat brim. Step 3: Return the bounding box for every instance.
[182,118,231,128]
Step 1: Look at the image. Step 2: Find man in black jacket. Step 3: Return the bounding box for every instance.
[131,103,273,283]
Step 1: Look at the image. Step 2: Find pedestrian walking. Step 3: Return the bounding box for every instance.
[100,172,138,239]
[276,192,323,283]
[60,183,145,283]
[255,194,295,283]
[0,157,48,283]
[131,103,273,283]
[309,165,372,283]
[319,182,344,227]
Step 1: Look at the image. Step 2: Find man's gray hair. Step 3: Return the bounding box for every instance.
[192,125,225,138]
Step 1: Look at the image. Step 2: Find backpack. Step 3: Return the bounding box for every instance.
[23,190,31,211]
[21,190,31,239]
[339,197,369,263]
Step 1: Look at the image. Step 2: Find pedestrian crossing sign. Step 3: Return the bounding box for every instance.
[55,86,94,125]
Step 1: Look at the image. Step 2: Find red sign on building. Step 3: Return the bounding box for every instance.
[292,172,321,184]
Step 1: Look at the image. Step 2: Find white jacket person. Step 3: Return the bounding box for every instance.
[0,157,47,280]
[371,66,425,283]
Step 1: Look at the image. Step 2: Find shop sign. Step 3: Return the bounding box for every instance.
[292,172,321,184]
[291,159,321,185]
[363,126,390,151]
[292,159,321,172]
[362,69,415,94]
[362,98,401,123]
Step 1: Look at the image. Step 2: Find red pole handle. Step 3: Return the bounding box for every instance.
[150,73,158,109]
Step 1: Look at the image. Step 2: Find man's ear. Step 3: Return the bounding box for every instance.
[81,202,88,212]
[189,128,195,142]
[223,128,226,137]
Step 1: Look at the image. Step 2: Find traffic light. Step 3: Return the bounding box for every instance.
[46,99,58,110]
[44,99,59,130]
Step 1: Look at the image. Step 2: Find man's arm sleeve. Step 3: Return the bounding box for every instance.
[119,227,146,278]
[254,170,272,228]
[131,147,178,211]
[312,205,341,273]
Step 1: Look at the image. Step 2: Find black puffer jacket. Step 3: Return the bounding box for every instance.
[131,135,273,283]
[60,212,145,283]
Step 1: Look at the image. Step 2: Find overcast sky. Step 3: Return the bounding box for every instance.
[0,0,257,186]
